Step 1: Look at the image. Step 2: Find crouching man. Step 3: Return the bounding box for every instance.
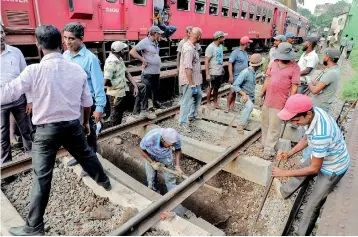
[272,94,350,236]
[231,53,264,134]
[139,128,185,193]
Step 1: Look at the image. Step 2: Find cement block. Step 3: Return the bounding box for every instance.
[275,138,292,152]
[1,191,25,236]
[199,106,261,131]
[61,156,211,236]
[226,156,273,186]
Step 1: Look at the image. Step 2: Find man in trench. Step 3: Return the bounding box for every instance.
[139,128,184,193]
[272,94,350,236]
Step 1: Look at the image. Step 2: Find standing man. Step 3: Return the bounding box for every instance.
[264,34,286,73]
[339,34,348,54]
[63,22,106,153]
[273,94,350,236]
[225,36,251,113]
[3,25,111,236]
[177,26,192,68]
[139,128,184,193]
[308,48,340,113]
[231,54,264,133]
[177,26,202,68]
[205,31,227,110]
[130,26,164,109]
[0,24,33,164]
[285,32,295,45]
[178,27,203,132]
[104,41,156,126]
[346,37,355,59]
[297,37,319,94]
[259,42,300,159]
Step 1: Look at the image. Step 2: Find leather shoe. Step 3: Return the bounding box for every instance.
[67,158,78,166]
[9,225,45,236]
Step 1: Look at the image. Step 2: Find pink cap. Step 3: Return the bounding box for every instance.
[278,94,313,121]
[240,36,253,44]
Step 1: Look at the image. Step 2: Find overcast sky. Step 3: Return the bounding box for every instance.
[300,0,352,13]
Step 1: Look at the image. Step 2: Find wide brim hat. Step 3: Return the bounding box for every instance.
[276,42,296,61]
[249,57,265,67]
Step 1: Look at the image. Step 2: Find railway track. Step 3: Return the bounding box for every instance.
[2,84,356,236]
[1,84,271,236]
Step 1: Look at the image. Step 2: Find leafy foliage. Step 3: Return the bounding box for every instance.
[298,0,351,30]
[341,50,358,101]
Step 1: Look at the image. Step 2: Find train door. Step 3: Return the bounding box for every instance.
[100,0,124,30]
[272,8,279,35]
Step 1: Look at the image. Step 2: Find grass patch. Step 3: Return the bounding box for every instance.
[340,50,358,101]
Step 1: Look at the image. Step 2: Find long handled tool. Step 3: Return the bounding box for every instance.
[222,111,241,137]
[339,97,358,125]
[147,156,223,194]
[255,121,287,224]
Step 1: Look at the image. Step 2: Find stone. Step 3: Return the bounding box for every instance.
[113,137,123,145]
[89,206,113,220]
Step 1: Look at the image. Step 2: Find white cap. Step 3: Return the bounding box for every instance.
[159,128,179,145]
[111,41,128,52]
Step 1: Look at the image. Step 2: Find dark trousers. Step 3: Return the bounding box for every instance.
[1,95,32,163]
[281,159,346,236]
[131,82,148,114]
[340,45,345,53]
[346,50,352,59]
[107,83,148,126]
[85,98,99,153]
[142,74,161,108]
[26,119,110,229]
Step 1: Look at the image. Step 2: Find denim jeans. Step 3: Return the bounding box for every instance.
[25,119,110,228]
[145,155,177,192]
[237,96,254,127]
[179,84,203,125]
[158,24,177,38]
[1,95,33,163]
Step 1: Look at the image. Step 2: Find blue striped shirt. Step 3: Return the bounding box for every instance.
[140,128,182,160]
[306,107,350,176]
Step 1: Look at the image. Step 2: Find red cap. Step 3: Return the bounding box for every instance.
[278,94,313,121]
[240,36,253,44]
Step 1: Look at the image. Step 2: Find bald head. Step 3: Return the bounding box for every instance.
[190,27,202,43]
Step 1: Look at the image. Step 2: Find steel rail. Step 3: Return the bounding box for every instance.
[1,88,230,179]
[108,126,262,236]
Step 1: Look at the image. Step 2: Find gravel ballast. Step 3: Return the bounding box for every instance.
[1,162,125,236]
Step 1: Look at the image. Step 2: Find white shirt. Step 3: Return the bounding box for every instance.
[0,44,31,103]
[298,50,319,84]
[1,53,93,125]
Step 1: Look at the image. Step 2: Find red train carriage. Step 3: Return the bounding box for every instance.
[1,0,309,63]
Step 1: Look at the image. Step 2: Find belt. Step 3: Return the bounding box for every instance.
[36,119,78,128]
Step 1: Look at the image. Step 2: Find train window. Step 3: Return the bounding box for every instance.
[249,3,255,20]
[267,9,273,23]
[256,6,261,21]
[232,0,240,19]
[195,0,206,14]
[221,0,229,17]
[209,0,218,16]
[178,0,190,11]
[241,0,248,19]
[106,0,117,2]
[262,7,267,22]
[133,0,146,5]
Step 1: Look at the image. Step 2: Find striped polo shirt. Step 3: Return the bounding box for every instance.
[306,107,350,176]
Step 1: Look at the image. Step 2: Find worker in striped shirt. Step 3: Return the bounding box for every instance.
[272,94,350,236]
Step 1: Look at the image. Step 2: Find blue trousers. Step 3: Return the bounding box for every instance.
[179,84,203,125]
[145,155,177,192]
[158,24,177,38]
[237,96,254,127]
